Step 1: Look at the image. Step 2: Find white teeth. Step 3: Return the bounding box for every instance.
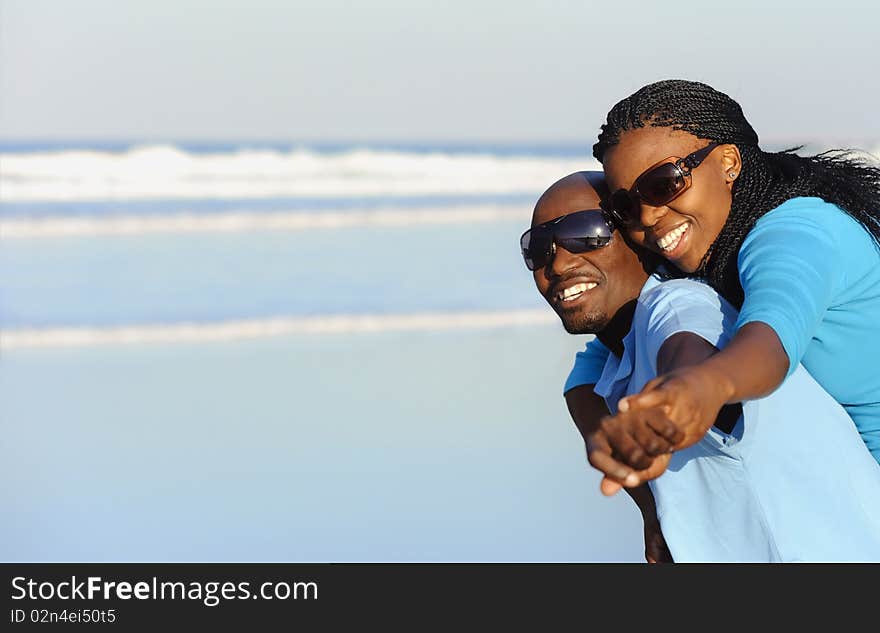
[657,222,690,252]
[557,282,598,302]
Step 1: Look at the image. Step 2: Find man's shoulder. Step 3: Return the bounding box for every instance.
[638,278,729,317]
[632,278,739,351]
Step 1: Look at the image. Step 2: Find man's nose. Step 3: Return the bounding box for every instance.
[549,241,581,276]
[639,202,668,228]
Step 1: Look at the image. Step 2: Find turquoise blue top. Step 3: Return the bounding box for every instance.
[566,196,880,463]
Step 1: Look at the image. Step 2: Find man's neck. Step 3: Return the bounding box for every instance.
[596,298,638,358]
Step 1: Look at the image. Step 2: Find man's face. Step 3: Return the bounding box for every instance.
[531,174,649,334]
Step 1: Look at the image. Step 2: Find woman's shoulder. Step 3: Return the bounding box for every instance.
[747,196,867,244]
[739,196,876,272]
[757,196,853,228]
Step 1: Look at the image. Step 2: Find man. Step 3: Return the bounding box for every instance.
[524,171,880,562]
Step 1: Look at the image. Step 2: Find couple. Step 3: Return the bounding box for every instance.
[523,79,880,562]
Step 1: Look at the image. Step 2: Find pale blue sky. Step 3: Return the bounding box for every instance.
[1,0,878,143]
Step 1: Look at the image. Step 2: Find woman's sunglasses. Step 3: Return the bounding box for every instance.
[520,209,615,271]
[604,142,720,227]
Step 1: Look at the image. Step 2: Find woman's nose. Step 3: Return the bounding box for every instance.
[639,202,668,228]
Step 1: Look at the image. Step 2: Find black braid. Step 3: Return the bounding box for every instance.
[593,79,880,307]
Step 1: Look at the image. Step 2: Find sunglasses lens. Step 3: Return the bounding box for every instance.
[609,190,637,225]
[521,228,551,271]
[556,236,611,254]
[637,162,686,206]
[521,210,613,270]
[554,211,613,243]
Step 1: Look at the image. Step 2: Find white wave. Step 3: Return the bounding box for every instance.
[0,144,597,202]
[1,309,558,349]
[0,204,531,238]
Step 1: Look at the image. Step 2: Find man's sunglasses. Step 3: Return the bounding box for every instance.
[520,209,615,271]
[604,142,720,227]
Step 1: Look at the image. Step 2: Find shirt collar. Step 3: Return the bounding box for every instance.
[593,273,663,412]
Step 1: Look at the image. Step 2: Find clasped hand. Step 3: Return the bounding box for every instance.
[587,365,729,496]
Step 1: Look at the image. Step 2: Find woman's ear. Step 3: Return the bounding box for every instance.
[720,144,743,188]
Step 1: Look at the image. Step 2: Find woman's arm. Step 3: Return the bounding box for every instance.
[670,322,787,399]
[615,323,780,451]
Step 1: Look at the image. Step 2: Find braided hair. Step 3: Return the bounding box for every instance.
[593,79,880,306]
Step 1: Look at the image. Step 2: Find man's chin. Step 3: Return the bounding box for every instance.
[557,308,607,335]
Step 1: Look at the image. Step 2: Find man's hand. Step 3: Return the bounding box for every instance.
[599,407,683,468]
[586,425,674,496]
[565,383,678,494]
[617,364,731,451]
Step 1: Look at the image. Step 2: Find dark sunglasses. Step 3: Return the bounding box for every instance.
[604,142,720,227]
[520,209,615,271]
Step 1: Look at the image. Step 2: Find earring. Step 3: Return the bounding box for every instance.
[729,171,737,179]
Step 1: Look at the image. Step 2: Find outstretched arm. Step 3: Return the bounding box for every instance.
[616,324,771,450]
[565,385,672,562]
[565,384,639,488]
[563,340,653,491]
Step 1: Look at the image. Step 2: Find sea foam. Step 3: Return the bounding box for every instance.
[0,144,597,202]
[1,309,558,349]
[0,204,530,238]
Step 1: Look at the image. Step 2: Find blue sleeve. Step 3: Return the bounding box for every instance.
[735,200,843,378]
[564,337,610,394]
[641,280,738,370]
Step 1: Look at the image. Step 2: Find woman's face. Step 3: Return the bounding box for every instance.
[602,126,740,273]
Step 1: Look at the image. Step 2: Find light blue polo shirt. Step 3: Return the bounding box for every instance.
[593,276,880,562]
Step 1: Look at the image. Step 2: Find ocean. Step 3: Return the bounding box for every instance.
[0,141,647,561]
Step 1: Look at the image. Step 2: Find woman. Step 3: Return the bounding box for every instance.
[567,79,880,488]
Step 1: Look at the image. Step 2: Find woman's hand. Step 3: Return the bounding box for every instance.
[617,363,733,452]
[617,324,788,453]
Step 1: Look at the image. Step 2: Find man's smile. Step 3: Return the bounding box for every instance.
[549,277,602,308]
[557,281,598,302]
